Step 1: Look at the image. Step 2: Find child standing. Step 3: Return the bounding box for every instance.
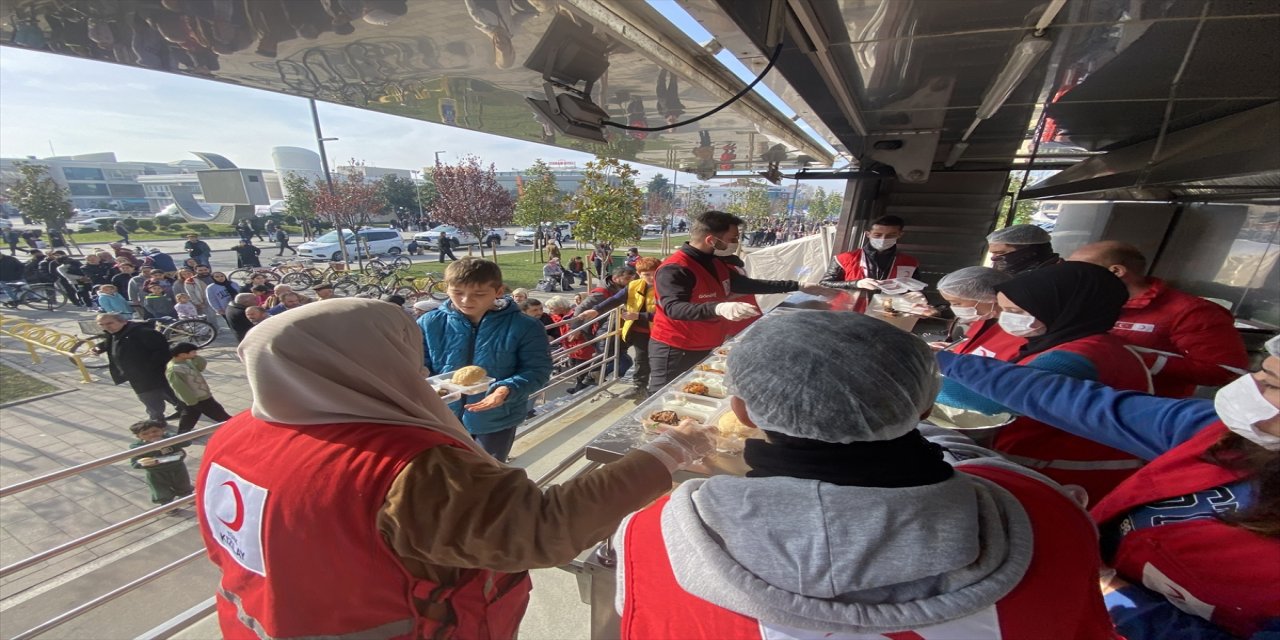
[95,284,132,315]
[128,419,192,505]
[173,293,199,319]
[418,258,552,462]
[165,342,234,433]
[143,283,177,319]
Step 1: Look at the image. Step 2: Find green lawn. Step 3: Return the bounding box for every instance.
[0,363,57,404]
[403,239,687,290]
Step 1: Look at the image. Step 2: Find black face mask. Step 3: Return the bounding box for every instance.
[991,243,1054,274]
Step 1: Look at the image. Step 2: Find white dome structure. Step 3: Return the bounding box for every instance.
[271,147,325,195]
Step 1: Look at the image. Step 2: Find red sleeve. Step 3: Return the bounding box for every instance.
[1159,299,1248,387]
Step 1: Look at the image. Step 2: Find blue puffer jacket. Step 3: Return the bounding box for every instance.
[419,298,553,435]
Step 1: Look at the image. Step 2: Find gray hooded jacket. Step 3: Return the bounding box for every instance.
[615,427,1079,635]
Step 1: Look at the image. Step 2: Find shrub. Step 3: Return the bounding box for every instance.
[186,223,212,234]
[283,215,298,225]
[95,221,114,232]
[136,219,156,231]
[123,218,140,231]
[163,223,183,231]
[154,214,180,225]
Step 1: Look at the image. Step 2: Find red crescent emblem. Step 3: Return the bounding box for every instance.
[883,633,926,640]
[217,481,246,532]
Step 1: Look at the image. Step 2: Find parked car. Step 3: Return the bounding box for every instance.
[298,227,405,261]
[642,223,663,235]
[413,225,504,249]
[71,208,118,221]
[516,224,572,245]
[69,216,123,231]
[515,227,540,245]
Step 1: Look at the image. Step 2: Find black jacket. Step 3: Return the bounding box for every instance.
[0,255,23,281]
[99,322,172,392]
[654,244,798,321]
[23,257,51,283]
[82,262,113,285]
[225,302,254,342]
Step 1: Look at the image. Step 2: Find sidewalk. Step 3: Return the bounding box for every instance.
[0,303,248,600]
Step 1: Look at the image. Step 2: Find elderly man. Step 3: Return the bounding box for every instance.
[94,313,183,422]
[312,283,336,300]
[268,292,307,315]
[225,293,257,343]
[617,312,1115,638]
[1069,241,1248,397]
[245,306,269,325]
[986,224,1062,274]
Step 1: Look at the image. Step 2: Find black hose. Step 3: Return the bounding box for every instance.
[602,43,785,133]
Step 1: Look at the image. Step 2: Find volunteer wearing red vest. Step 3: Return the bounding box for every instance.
[1069,241,1249,398]
[618,312,1116,639]
[932,265,1025,359]
[195,299,716,640]
[936,262,1151,503]
[649,210,829,389]
[820,215,920,313]
[938,335,1280,639]
[717,252,763,339]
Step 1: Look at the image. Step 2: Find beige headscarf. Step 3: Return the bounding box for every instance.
[238,297,495,462]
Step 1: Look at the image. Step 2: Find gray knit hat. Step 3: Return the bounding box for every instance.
[725,311,940,443]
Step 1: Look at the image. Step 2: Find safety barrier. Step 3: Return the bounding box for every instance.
[0,313,96,383]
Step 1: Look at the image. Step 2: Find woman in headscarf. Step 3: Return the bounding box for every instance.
[195,299,714,640]
[203,272,239,328]
[937,336,1280,638]
[938,261,1151,502]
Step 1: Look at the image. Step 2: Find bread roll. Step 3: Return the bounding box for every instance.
[716,411,752,438]
[451,366,488,385]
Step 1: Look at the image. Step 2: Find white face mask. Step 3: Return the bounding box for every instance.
[1215,373,1280,450]
[952,304,983,322]
[998,310,1045,337]
[869,237,897,251]
[712,238,739,257]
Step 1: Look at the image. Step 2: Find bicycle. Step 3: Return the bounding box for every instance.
[73,315,218,369]
[1,281,68,311]
[362,255,413,275]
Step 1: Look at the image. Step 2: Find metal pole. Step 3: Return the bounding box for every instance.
[311,98,351,265]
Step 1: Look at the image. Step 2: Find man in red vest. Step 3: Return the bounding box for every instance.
[820,215,919,312]
[618,312,1117,639]
[1069,241,1248,397]
[648,210,833,389]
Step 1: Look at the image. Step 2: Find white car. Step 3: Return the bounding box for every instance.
[69,216,124,231]
[414,225,505,249]
[298,228,405,261]
[643,224,663,234]
[71,208,118,221]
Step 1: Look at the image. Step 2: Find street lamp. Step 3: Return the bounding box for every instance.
[434,150,447,165]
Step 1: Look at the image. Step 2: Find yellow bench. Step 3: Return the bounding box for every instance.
[0,314,95,383]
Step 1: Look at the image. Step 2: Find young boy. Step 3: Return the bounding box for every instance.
[173,293,199,319]
[143,283,177,319]
[129,419,193,505]
[418,258,552,462]
[95,284,132,315]
[165,342,234,433]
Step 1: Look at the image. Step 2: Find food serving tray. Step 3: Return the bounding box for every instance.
[631,391,728,433]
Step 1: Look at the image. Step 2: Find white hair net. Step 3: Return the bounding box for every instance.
[987,224,1052,245]
[725,311,940,443]
[937,266,1011,302]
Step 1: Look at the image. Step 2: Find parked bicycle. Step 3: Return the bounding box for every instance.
[0,281,68,311]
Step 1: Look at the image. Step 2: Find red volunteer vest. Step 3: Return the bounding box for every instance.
[1091,422,1280,637]
[621,466,1116,639]
[1110,279,1247,398]
[197,414,531,640]
[651,250,733,351]
[956,319,1026,361]
[992,334,1150,504]
[831,249,920,313]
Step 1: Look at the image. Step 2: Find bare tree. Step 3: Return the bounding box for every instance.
[430,156,514,260]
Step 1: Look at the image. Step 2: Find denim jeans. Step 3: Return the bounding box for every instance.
[473,426,518,463]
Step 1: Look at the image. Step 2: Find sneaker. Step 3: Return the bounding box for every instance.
[629,387,649,401]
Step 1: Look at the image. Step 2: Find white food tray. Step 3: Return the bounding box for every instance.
[633,391,728,433]
[427,372,495,396]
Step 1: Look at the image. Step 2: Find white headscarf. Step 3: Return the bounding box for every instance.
[238,298,495,462]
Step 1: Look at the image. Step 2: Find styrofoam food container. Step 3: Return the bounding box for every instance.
[427,372,495,396]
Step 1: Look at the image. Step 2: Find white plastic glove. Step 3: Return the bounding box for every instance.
[855,278,881,290]
[637,419,718,472]
[715,302,760,321]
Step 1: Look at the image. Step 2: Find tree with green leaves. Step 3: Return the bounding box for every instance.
[567,157,644,254]
[805,186,843,224]
[514,159,564,262]
[7,162,72,231]
[998,174,1041,227]
[377,174,423,224]
[281,172,318,239]
[725,181,772,232]
[681,184,710,226]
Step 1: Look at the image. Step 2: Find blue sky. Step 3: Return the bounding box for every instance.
[0,1,831,178]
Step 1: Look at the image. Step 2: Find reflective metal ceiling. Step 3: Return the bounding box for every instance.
[679,0,1280,195]
[0,0,831,174]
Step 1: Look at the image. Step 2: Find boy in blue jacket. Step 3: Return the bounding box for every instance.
[418,258,552,462]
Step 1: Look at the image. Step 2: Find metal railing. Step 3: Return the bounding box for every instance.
[0,307,634,637]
